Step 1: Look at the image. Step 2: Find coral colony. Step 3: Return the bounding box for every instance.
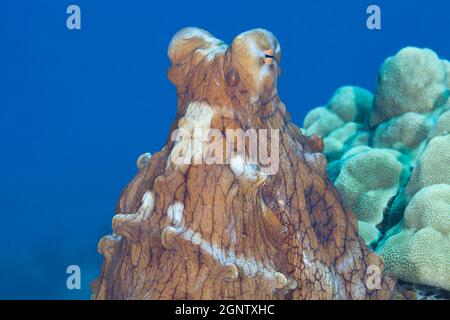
[93,28,449,299]
[303,47,450,293]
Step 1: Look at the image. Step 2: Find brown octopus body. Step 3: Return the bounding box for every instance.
[92,28,395,300]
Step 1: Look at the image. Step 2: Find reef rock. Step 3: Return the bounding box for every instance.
[303,47,450,292]
[92,28,394,300]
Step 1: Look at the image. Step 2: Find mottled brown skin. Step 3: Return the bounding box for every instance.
[92,28,395,300]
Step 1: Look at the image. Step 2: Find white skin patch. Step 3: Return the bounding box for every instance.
[182,101,215,128]
[140,191,155,215]
[168,102,215,166]
[230,155,262,180]
[302,248,340,297]
[180,227,279,280]
[165,204,281,282]
[167,202,184,228]
[170,27,219,48]
[197,44,227,62]
[137,152,152,170]
[115,191,155,221]
[169,27,227,62]
[246,38,273,86]
[236,29,280,53]
[111,191,155,241]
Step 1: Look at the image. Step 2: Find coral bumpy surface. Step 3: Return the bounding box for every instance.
[92,28,394,300]
[303,47,450,292]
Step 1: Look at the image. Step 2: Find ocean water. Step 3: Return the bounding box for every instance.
[0,0,449,299]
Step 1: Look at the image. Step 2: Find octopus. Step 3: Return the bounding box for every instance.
[92,27,395,300]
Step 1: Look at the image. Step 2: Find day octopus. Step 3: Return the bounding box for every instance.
[92,28,395,300]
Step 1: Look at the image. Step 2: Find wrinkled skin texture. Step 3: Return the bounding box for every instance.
[92,28,394,300]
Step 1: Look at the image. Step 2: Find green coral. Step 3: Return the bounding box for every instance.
[333,147,407,243]
[377,185,450,290]
[328,86,373,123]
[404,184,450,234]
[372,112,431,154]
[430,108,450,138]
[358,221,381,246]
[445,60,450,88]
[370,47,449,126]
[303,46,450,291]
[323,122,362,161]
[304,86,373,160]
[303,106,344,137]
[406,134,450,198]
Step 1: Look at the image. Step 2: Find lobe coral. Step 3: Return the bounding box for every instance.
[92,28,394,300]
[303,47,450,294]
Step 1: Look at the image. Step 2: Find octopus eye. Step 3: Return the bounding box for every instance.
[263,48,275,64]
